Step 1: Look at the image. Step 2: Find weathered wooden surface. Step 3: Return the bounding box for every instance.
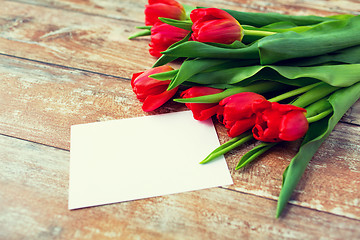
[0,0,153,77]
[1,135,359,240]
[1,0,360,239]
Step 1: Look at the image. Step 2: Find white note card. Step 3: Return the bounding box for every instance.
[68,111,233,209]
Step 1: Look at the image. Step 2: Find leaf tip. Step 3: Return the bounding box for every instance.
[234,164,244,171]
[199,160,209,164]
[173,98,184,103]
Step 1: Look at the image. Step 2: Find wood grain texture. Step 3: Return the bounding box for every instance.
[0,53,359,221]
[0,55,186,150]
[1,0,360,238]
[1,134,359,240]
[14,0,360,19]
[0,0,154,77]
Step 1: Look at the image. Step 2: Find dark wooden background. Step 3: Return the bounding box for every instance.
[1,0,359,239]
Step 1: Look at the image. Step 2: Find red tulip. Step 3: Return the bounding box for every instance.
[131,66,178,112]
[145,0,186,26]
[180,86,224,121]
[190,8,244,44]
[252,101,309,142]
[217,92,266,138]
[149,22,190,58]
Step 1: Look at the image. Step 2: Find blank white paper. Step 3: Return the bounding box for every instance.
[68,111,233,209]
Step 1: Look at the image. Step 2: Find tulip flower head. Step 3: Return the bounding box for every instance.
[131,66,179,112]
[149,22,190,58]
[145,0,187,26]
[181,86,224,121]
[252,101,309,142]
[217,92,266,138]
[190,8,244,44]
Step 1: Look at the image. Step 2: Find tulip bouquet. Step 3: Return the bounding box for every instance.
[129,0,360,217]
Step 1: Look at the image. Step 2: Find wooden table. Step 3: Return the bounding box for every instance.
[1,0,359,239]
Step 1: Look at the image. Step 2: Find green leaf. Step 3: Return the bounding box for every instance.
[153,31,192,67]
[328,14,355,21]
[269,65,360,87]
[280,45,360,66]
[258,16,360,64]
[224,9,341,27]
[235,142,277,170]
[158,17,193,31]
[187,66,314,87]
[167,58,235,90]
[160,16,360,64]
[207,40,247,49]
[262,21,299,29]
[243,23,312,34]
[149,69,179,80]
[185,64,360,88]
[153,55,179,68]
[276,81,360,218]
[161,41,260,59]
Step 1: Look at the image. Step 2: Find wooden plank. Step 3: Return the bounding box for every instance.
[1,0,360,226]
[0,54,359,220]
[15,0,360,20]
[0,0,154,77]
[9,0,147,22]
[1,134,359,239]
[0,55,186,150]
[342,101,360,125]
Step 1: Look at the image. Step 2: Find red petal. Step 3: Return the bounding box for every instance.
[279,111,309,141]
[227,116,256,137]
[188,104,219,121]
[131,72,144,87]
[220,92,266,120]
[145,2,185,25]
[142,87,178,112]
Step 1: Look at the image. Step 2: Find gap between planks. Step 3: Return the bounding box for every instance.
[220,186,360,222]
[0,52,131,82]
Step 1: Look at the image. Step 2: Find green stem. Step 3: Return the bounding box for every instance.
[128,29,151,39]
[268,82,322,103]
[291,83,339,108]
[200,133,253,164]
[243,29,276,37]
[235,142,277,170]
[136,26,152,30]
[305,98,332,118]
[307,109,333,123]
[175,81,285,103]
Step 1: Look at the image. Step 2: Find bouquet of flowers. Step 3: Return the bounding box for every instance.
[129,0,360,217]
